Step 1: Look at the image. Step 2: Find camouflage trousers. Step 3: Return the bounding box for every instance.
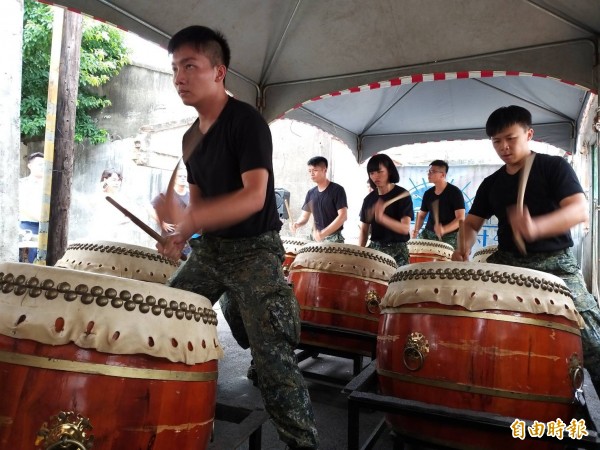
[487,248,600,391]
[307,230,344,243]
[418,228,458,249]
[368,240,409,267]
[167,231,319,449]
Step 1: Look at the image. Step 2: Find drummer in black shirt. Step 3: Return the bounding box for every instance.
[452,105,600,391]
[358,154,413,266]
[412,160,465,249]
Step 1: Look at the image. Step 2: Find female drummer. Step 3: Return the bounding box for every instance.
[358,154,413,266]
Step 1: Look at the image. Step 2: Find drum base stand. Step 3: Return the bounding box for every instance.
[343,362,600,450]
[209,403,269,450]
[295,321,377,386]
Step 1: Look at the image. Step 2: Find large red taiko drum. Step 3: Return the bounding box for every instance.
[407,239,454,263]
[472,244,498,263]
[281,237,310,278]
[55,240,180,284]
[377,261,585,450]
[0,262,222,450]
[288,243,396,356]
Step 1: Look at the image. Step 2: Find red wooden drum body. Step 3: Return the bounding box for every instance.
[407,239,453,263]
[282,238,310,278]
[377,262,585,450]
[0,263,223,450]
[288,243,396,355]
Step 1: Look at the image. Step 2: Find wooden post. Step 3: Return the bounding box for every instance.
[47,8,83,265]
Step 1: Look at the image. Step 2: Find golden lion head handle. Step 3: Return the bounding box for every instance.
[36,411,93,450]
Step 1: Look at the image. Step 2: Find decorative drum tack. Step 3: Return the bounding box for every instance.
[377,261,585,450]
[0,262,222,450]
[281,237,310,278]
[472,244,498,262]
[55,240,179,284]
[288,242,397,355]
[407,239,454,263]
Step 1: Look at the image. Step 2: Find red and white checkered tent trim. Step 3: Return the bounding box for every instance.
[284,71,592,116]
[281,70,594,158]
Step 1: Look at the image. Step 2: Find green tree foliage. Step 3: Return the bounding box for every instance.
[21,0,130,144]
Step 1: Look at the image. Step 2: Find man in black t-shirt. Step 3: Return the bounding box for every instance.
[290,156,348,242]
[157,26,318,450]
[452,105,599,390]
[412,160,465,248]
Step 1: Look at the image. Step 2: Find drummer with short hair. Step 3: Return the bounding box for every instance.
[412,160,466,248]
[358,154,413,266]
[452,105,600,391]
[290,156,348,242]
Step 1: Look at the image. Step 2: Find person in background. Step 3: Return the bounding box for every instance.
[156,25,319,450]
[358,154,413,266]
[100,168,123,197]
[452,104,600,391]
[19,152,44,263]
[412,160,465,248]
[90,168,140,242]
[290,156,348,242]
[150,165,190,237]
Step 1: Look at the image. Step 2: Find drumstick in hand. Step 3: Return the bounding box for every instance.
[431,199,441,240]
[105,196,187,261]
[514,153,536,255]
[383,191,410,208]
[284,198,292,221]
[457,219,466,257]
[367,190,410,222]
[311,222,319,241]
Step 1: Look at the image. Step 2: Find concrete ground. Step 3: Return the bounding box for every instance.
[208,303,397,450]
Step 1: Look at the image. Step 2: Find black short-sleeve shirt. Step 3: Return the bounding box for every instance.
[359,185,414,243]
[469,152,583,253]
[183,97,282,238]
[302,182,348,232]
[420,183,465,231]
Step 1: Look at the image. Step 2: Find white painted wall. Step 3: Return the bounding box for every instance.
[0,0,23,262]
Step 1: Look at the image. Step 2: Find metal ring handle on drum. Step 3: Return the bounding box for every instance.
[402,332,429,372]
[36,411,93,450]
[46,438,88,450]
[403,347,424,371]
[569,354,584,391]
[571,366,584,390]
[365,290,381,314]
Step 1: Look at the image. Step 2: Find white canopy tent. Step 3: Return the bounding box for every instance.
[49,0,599,161]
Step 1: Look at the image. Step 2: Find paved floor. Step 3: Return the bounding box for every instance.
[209,303,397,450]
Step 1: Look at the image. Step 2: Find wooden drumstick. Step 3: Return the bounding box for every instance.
[311,222,319,241]
[514,153,536,255]
[457,219,466,257]
[382,190,410,209]
[431,199,441,240]
[367,190,410,222]
[284,198,292,221]
[166,158,183,200]
[105,196,187,261]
